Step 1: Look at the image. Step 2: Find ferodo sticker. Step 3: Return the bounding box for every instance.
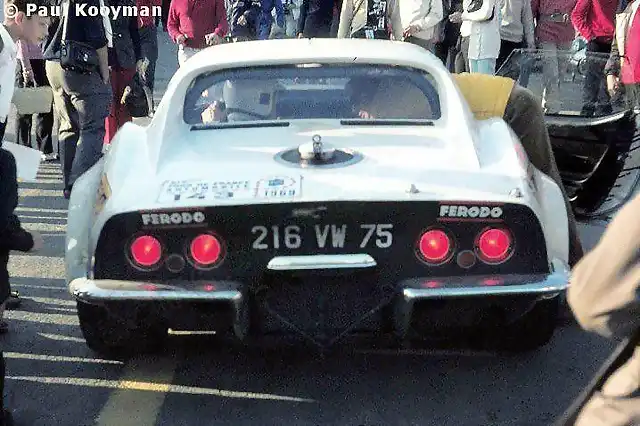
[439,204,503,219]
[141,211,206,226]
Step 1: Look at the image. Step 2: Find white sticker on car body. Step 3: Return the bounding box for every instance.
[156,177,302,203]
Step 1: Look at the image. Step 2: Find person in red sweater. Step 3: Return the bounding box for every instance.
[571,0,618,116]
[605,0,640,108]
[167,0,228,66]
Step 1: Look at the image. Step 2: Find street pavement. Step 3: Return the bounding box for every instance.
[0,31,619,426]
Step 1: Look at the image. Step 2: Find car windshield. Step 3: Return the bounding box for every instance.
[183,64,441,126]
[496,48,632,118]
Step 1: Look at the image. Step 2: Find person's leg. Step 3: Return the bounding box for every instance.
[46,61,79,195]
[476,58,496,75]
[13,61,33,148]
[32,60,54,157]
[138,25,158,96]
[581,39,612,116]
[503,84,583,266]
[61,70,111,190]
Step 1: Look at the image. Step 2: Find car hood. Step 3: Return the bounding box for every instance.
[116,124,528,210]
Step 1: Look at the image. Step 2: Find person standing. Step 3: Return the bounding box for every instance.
[258,0,286,39]
[496,0,535,71]
[450,0,502,74]
[296,0,335,37]
[434,0,463,70]
[567,190,640,425]
[13,40,56,161]
[43,0,112,199]
[104,0,143,144]
[531,0,577,113]
[1,1,50,424]
[399,0,444,51]
[571,0,618,116]
[336,0,403,40]
[605,0,640,109]
[136,0,161,112]
[167,0,228,65]
[228,0,262,40]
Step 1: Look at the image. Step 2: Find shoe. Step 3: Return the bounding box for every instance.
[42,152,58,162]
[5,292,20,310]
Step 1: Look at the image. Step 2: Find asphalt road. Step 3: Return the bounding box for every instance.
[1,31,619,426]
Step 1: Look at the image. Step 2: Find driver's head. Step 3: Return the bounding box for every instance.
[222,79,278,121]
[345,76,382,117]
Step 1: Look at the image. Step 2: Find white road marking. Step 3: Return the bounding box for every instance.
[8,255,64,278]
[4,352,123,365]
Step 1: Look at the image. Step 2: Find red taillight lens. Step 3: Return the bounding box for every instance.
[476,228,512,264]
[417,229,452,264]
[190,234,223,267]
[130,235,162,267]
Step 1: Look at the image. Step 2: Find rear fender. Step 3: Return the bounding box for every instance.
[534,170,569,265]
[66,159,104,284]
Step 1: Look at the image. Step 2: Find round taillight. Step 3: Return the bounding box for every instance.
[130,235,162,267]
[417,229,452,264]
[476,228,512,264]
[190,234,223,267]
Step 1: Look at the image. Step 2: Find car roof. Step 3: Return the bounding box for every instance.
[181,39,443,73]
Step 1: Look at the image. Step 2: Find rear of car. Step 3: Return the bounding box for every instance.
[69,40,569,355]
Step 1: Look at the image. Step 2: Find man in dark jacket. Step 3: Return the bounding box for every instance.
[297,0,334,37]
[228,0,263,40]
[43,0,112,199]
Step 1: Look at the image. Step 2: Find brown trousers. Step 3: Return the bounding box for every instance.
[503,85,584,267]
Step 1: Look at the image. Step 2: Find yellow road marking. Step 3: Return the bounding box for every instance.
[95,356,178,426]
[5,375,316,402]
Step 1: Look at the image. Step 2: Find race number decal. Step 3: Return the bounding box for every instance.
[250,223,393,250]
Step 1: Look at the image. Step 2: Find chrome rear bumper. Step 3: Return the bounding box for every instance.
[69,258,569,343]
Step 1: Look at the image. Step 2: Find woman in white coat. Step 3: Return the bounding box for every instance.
[451,0,502,74]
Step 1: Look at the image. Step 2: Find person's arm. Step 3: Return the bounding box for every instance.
[129,16,142,62]
[78,0,109,82]
[167,1,183,41]
[568,192,640,340]
[0,152,34,252]
[417,0,444,30]
[604,33,620,77]
[522,0,535,48]
[389,0,403,40]
[570,0,593,41]
[297,0,309,35]
[530,0,539,21]
[336,0,353,38]
[214,0,230,36]
[461,0,496,21]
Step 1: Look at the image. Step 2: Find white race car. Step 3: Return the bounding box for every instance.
[66,39,570,356]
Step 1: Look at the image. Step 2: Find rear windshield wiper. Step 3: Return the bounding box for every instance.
[191,121,290,130]
[340,119,435,126]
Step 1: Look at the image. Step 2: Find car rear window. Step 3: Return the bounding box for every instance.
[183,64,441,125]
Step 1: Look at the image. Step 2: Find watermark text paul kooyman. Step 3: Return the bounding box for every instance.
[27,3,162,18]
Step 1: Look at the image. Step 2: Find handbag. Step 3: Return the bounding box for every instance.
[11,85,53,115]
[466,0,495,22]
[121,72,152,117]
[59,0,100,73]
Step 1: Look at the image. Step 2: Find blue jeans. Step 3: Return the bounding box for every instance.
[469,58,496,74]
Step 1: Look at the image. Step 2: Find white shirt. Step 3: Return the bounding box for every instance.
[0,24,18,121]
[462,0,502,60]
[399,0,444,41]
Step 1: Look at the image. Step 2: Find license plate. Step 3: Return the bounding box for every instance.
[250,223,394,250]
